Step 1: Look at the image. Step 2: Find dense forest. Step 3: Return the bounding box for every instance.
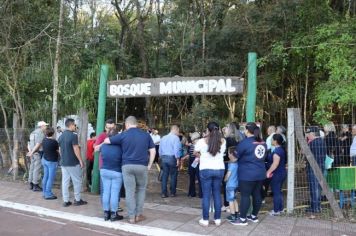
[0,0,355,132]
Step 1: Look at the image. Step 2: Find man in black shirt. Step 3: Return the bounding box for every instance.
[58,118,87,207]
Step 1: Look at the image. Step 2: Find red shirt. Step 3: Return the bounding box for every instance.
[94,132,107,168]
[86,139,96,161]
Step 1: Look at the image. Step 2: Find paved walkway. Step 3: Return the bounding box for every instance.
[0,180,354,236]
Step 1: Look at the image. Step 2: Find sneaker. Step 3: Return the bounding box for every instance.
[73,199,88,206]
[269,210,281,216]
[135,214,146,223]
[198,219,209,227]
[226,214,237,221]
[246,215,259,223]
[214,219,221,226]
[44,196,57,200]
[32,184,42,192]
[63,201,72,207]
[230,218,248,226]
[117,206,124,212]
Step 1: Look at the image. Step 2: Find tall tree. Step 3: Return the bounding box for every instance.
[52,0,65,128]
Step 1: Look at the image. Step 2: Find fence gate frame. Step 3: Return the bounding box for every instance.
[286,108,344,219]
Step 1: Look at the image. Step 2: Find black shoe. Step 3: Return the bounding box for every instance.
[110,211,124,221]
[29,182,34,190]
[161,194,168,198]
[45,196,57,200]
[32,184,42,192]
[63,201,72,207]
[170,193,176,197]
[104,211,110,221]
[73,199,88,206]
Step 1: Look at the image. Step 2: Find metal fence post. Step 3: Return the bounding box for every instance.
[287,108,295,214]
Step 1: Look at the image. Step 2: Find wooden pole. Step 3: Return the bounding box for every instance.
[293,108,344,219]
[78,109,88,191]
[287,108,295,213]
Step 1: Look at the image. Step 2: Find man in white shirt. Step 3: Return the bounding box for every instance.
[350,125,356,166]
[150,128,161,163]
[266,126,276,151]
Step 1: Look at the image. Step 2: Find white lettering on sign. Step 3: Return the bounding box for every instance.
[159,78,236,95]
[110,83,151,97]
[108,77,242,98]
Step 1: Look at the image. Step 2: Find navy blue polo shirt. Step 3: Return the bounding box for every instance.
[266,146,286,175]
[109,127,155,166]
[101,144,122,172]
[237,136,267,181]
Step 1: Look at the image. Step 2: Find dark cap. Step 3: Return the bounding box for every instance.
[305,126,319,134]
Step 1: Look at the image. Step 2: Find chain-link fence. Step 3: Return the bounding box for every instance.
[287,110,356,222]
[0,128,32,179]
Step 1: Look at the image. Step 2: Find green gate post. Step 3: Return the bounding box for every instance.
[91,64,109,193]
[246,52,257,122]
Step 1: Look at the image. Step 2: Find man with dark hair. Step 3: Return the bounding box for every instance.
[58,118,87,207]
[104,116,156,224]
[305,126,326,215]
[159,125,181,198]
[86,132,96,188]
[27,121,48,191]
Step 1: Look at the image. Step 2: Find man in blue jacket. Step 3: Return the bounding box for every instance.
[305,126,326,214]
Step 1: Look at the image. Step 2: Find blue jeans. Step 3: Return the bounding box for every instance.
[307,166,323,212]
[100,169,123,212]
[161,156,178,195]
[41,158,58,198]
[270,172,286,212]
[200,169,225,220]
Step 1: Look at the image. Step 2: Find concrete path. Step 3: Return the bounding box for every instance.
[0,181,354,236]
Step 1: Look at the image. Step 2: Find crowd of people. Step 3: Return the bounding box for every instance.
[25,116,356,227]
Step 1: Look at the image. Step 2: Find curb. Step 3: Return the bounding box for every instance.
[0,200,201,236]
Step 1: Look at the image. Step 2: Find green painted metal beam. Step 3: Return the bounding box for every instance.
[91,64,108,194]
[246,52,257,122]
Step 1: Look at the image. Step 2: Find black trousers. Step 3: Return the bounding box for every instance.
[86,160,94,185]
[239,180,263,218]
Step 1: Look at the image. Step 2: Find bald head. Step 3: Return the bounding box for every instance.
[170,125,180,135]
[267,126,276,135]
[125,116,137,129]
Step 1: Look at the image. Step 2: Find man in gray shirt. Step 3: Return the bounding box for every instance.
[27,121,47,191]
[58,118,87,207]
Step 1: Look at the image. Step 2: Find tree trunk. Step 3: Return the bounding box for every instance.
[0,97,12,167]
[52,0,65,128]
[11,113,19,180]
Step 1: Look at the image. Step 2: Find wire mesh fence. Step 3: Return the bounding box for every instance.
[0,128,32,179]
[290,123,356,221]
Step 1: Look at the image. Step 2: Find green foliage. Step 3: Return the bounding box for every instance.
[181,100,218,133]
[1,0,355,129]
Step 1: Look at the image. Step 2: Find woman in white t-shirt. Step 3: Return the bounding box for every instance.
[195,121,226,227]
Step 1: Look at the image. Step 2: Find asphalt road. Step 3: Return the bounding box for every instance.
[0,207,139,236]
